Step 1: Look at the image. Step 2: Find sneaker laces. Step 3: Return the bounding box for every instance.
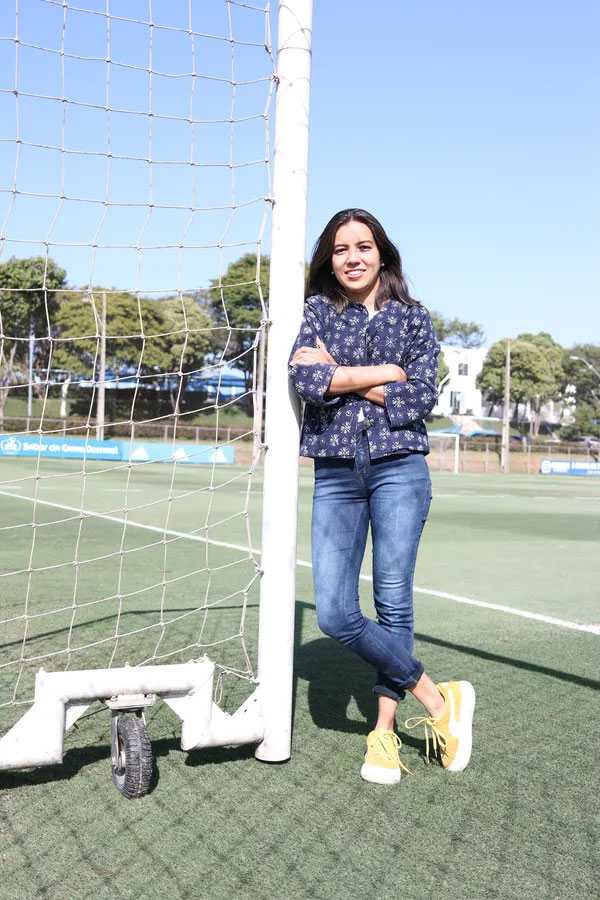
[404,716,447,764]
[368,731,411,775]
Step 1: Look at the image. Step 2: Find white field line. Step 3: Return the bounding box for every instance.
[0,490,252,556]
[1,490,598,636]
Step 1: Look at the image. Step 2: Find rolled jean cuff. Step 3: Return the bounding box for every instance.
[373,660,424,703]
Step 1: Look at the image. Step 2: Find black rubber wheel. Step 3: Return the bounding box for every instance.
[111,716,154,799]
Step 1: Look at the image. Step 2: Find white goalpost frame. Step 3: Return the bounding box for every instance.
[428,432,460,474]
[0,0,313,773]
[255,0,313,762]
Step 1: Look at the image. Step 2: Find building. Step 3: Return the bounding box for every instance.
[432,344,572,428]
[433,345,488,418]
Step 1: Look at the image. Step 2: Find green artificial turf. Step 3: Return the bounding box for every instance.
[0,460,598,900]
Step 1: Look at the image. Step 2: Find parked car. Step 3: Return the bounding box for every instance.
[570,435,600,452]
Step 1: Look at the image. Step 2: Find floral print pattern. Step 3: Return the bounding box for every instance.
[288,294,439,459]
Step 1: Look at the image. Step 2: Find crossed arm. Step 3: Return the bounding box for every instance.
[289,338,406,406]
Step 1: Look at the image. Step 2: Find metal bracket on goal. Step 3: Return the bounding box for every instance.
[0,658,264,772]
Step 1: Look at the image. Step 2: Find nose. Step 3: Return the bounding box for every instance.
[347,247,360,265]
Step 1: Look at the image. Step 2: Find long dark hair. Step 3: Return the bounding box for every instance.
[306,208,420,313]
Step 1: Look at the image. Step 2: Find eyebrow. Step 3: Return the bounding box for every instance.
[333,240,374,249]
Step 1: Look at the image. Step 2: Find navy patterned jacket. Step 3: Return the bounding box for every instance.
[288,294,440,459]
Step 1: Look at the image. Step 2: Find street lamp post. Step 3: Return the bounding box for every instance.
[569,355,600,381]
[500,339,511,473]
[27,317,35,425]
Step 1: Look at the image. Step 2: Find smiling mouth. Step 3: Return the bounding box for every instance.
[345,270,364,279]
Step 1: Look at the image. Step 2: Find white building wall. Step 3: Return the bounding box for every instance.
[432,345,573,426]
[433,345,488,418]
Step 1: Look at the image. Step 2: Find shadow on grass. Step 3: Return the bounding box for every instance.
[0,742,112,792]
[293,634,428,753]
[292,601,426,750]
[0,604,260,653]
[413,631,600,692]
[3,599,598,792]
[184,743,256,768]
[293,600,600,740]
[0,729,257,794]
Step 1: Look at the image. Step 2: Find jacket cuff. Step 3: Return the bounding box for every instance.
[383,381,435,427]
[289,363,340,406]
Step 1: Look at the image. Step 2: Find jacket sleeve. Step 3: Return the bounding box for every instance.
[383,307,440,427]
[288,297,340,406]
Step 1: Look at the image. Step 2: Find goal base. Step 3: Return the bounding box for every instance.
[0,659,266,772]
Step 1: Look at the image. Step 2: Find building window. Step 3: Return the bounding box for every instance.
[450,391,461,411]
[458,363,469,376]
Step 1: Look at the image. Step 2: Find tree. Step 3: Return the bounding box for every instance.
[559,343,600,440]
[560,401,600,442]
[562,344,600,406]
[208,253,269,388]
[429,310,485,348]
[53,291,166,375]
[514,332,564,436]
[159,296,213,410]
[437,349,450,390]
[54,291,169,421]
[477,336,563,436]
[0,256,67,424]
[54,291,214,419]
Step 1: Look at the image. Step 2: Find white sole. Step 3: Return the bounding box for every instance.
[445,680,476,773]
[360,762,401,785]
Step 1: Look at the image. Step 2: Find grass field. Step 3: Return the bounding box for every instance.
[0,456,599,900]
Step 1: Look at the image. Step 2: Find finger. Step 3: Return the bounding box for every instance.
[291,347,309,362]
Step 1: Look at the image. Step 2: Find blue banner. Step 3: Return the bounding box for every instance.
[540,459,600,476]
[0,436,235,465]
[121,441,234,465]
[0,435,122,460]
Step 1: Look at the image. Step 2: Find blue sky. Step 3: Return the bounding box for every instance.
[307,1,599,348]
[0,1,598,349]
[0,0,274,295]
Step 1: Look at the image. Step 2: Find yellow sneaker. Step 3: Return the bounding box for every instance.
[405,680,475,772]
[360,729,409,784]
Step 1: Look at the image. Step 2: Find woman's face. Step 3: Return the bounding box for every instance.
[331,220,381,303]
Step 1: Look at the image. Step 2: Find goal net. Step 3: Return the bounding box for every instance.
[0,0,310,771]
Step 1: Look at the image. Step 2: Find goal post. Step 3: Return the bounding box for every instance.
[427,432,460,474]
[0,0,313,783]
[255,0,314,762]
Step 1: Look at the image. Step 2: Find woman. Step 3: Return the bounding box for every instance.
[288,209,475,784]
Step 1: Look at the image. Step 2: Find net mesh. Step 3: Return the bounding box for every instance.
[0,0,275,726]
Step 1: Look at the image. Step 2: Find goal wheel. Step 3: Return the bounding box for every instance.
[111,716,154,799]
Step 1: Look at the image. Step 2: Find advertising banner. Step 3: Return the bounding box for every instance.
[0,435,122,460]
[540,459,600,477]
[0,436,235,465]
[121,441,234,465]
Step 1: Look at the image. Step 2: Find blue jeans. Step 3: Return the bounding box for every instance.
[311,431,432,702]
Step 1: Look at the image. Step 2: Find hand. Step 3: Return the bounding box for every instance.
[291,338,338,367]
[316,338,337,364]
[383,363,407,383]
